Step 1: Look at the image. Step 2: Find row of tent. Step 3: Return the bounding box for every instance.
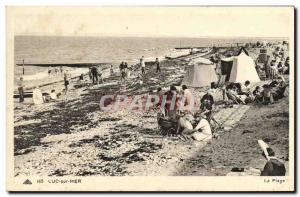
[182,48,260,87]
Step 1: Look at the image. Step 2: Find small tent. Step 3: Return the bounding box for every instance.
[182,57,218,87]
[221,48,260,83]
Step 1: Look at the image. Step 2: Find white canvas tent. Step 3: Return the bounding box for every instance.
[182,57,218,87]
[221,49,260,83]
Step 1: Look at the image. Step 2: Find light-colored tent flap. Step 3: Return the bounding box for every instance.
[182,58,218,88]
[221,51,260,83]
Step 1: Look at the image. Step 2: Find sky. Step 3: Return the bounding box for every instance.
[7,6,294,38]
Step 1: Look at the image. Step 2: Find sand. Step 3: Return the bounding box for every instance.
[13,47,290,176]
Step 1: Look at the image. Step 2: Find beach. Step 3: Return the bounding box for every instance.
[13,42,290,176]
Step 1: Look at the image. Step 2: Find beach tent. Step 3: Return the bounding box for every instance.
[221,48,260,83]
[182,57,218,87]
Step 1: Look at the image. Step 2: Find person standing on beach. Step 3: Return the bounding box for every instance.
[120,63,127,85]
[91,66,99,84]
[64,70,70,92]
[32,86,44,105]
[88,66,92,81]
[119,62,124,73]
[140,56,145,75]
[48,66,51,76]
[155,57,161,73]
[18,77,25,103]
[110,65,114,76]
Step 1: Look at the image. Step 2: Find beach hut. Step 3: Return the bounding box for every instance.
[182,57,218,87]
[221,48,260,83]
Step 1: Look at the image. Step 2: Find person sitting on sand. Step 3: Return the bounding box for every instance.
[261,147,286,176]
[199,90,214,122]
[270,60,278,80]
[262,84,274,104]
[50,89,58,100]
[252,86,263,103]
[277,61,284,75]
[284,57,289,74]
[226,84,246,104]
[272,77,287,100]
[240,80,251,96]
[177,114,212,142]
[33,86,44,105]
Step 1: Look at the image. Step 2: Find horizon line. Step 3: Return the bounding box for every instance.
[14,33,289,39]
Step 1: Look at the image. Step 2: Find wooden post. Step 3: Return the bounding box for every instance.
[22,59,25,75]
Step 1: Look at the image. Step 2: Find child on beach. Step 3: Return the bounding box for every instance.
[110,65,114,76]
[64,71,70,92]
[155,57,161,73]
[140,56,145,75]
[18,77,24,103]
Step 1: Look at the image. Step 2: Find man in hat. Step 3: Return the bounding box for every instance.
[155,57,161,73]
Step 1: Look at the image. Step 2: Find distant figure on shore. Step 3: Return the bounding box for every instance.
[60,66,63,73]
[127,65,132,78]
[79,74,84,81]
[91,66,99,84]
[88,66,92,81]
[33,86,44,105]
[119,62,124,72]
[54,68,59,75]
[110,65,114,76]
[97,67,104,84]
[18,77,24,103]
[155,57,161,73]
[120,63,127,85]
[64,71,70,91]
[48,66,51,76]
[140,56,145,74]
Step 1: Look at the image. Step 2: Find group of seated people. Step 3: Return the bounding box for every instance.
[224,77,287,105]
[156,85,216,142]
[32,86,61,105]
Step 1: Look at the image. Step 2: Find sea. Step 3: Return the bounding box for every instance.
[14,36,285,86]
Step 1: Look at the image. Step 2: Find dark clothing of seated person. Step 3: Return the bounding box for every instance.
[269,80,279,88]
[252,86,263,102]
[261,148,286,176]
